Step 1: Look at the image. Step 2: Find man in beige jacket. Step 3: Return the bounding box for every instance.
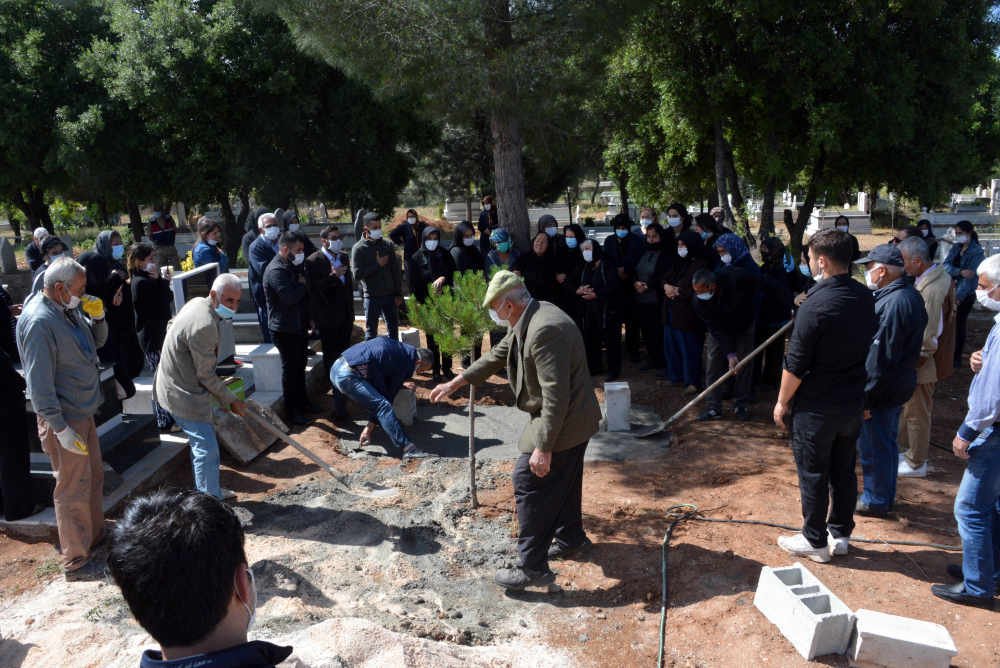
[154,273,247,499]
[898,237,956,478]
[431,270,600,589]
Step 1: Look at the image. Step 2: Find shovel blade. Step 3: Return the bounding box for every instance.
[632,421,671,439]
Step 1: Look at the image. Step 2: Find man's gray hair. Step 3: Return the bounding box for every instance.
[258,213,277,229]
[415,347,434,367]
[212,273,243,296]
[43,257,85,289]
[500,283,531,305]
[978,254,1000,285]
[33,226,49,241]
[898,236,930,263]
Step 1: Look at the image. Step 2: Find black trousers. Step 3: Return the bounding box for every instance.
[272,331,309,414]
[0,409,35,521]
[319,322,354,382]
[604,314,624,377]
[955,293,976,364]
[513,441,589,572]
[791,408,863,548]
[622,300,641,360]
[752,323,786,390]
[426,332,452,375]
[636,303,665,369]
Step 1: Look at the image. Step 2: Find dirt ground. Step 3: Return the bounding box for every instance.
[3,229,999,667]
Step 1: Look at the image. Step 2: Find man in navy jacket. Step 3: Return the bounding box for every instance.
[247,213,280,343]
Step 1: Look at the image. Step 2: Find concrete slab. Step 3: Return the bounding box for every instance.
[331,403,670,461]
[0,507,57,537]
[848,609,958,668]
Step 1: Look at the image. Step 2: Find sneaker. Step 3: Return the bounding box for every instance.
[898,460,927,478]
[777,533,831,563]
[827,531,849,556]
[682,385,699,397]
[220,487,237,500]
[401,445,436,460]
[735,407,750,422]
[548,537,594,559]
[493,567,557,590]
[855,499,888,519]
[696,408,723,421]
[65,559,108,582]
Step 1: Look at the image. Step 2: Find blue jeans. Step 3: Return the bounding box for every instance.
[330,358,411,451]
[955,426,1000,597]
[857,406,902,510]
[663,313,705,389]
[256,305,272,344]
[172,415,221,498]
[363,294,399,341]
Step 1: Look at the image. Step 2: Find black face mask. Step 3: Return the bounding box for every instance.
[647,240,664,252]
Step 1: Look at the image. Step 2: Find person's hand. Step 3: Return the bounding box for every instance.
[556,273,566,283]
[359,424,374,447]
[433,276,446,290]
[794,293,808,307]
[575,286,588,295]
[773,401,789,430]
[430,376,465,402]
[634,281,645,293]
[80,294,105,320]
[112,286,123,306]
[146,264,158,279]
[864,409,871,420]
[953,434,971,460]
[582,291,597,300]
[663,285,680,299]
[403,381,415,391]
[298,273,307,284]
[55,427,88,456]
[113,269,128,280]
[617,267,626,279]
[377,252,389,267]
[394,296,404,307]
[971,349,984,373]
[10,304,22,317]
[333,264,347,277]
[529,448,552,477]
[512,270,521,277]
[961,269,974,279]
[728,356,739,373]
[229,399,247,417]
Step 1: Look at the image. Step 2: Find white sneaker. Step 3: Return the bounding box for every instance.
[220,487,237,500]
[777,533,831,563]
[827,531,849,556]
[898,460,927,478]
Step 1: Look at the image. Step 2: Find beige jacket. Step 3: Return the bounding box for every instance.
[153,298,238,423]
[463,300,600,454]
[915,264,956,385]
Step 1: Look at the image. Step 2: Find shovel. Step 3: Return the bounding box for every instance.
[243,408,399,499]
[633,320,795,439]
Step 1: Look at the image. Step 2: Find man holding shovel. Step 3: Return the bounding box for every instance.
[154,273,247,501]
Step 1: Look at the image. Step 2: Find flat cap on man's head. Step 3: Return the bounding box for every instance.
[854,244,904,267]
[483,270,524,307]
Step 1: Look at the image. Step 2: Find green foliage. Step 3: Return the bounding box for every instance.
[408,271,497,359]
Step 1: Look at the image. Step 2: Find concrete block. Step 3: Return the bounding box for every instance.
[393,388,417,426]
[604,382,630,432]
[399,328,421,349]
[249,344,283,392]
[848,609,957,668]
[753,564,855,659]
[215,399,289,465]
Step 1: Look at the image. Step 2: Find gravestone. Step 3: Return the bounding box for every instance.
[393,388,417,426]
[0,237,16,274]
[857,192,868,214]
[604,382,631,432]
[399,328,421,349]
[319,203,328,222]
[59,235,74,257]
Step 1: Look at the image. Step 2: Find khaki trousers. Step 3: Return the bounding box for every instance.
[898,382,935,469]
[154,244,181,271]
[38,416,105,570]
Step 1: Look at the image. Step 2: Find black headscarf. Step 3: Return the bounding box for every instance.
[451,220,482,264]
[760,236,786,268]
[282,210,298,230]
[668,229,704,283]
[644,222,667,252]
[247,206,269,234]
[421,224,442,251]
[583,242,606,267]
[611,211,632,230]
[562,223,586,257]
[77,251,112,299]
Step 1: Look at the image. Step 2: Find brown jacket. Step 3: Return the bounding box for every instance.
[915,264,956,385]
[463,300,600,454]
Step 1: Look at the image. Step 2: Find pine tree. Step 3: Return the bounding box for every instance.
[408,270,498,508]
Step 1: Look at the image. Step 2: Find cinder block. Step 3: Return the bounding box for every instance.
[753,564,855,659]
[249,345,283,393]
[604,382,630,432]
[393,388,417,426]
[399,328,422,349]
[848,609,957,668]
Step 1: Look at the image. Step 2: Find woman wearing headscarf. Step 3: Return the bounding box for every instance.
[283,210,316,257]
[129,243,176,431]
[410,226,458,381]
[603,211,645,364]
[754,237,803,392]
[511,231,559,303]
[661,229,707,395]
[693,213,728,268]
[537,214,565,256]
[832,215,861,262]
[633,222,673,377]
[242,206,270,267]
[78,248,136,399]
[450,220,483,273]
[567,239,620,379]
[916,219,938,261]
[484,228,520,357]
[712,232,758,275]
[390,208,428,288]
[554,223,586,315]
[95,230,145,378]
[477,195,499,260]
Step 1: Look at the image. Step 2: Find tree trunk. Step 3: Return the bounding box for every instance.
[7,213,21,241]
[782,209,801,261]
[786,148,826,262]
[125,200,145,242]
[219,197,242,263]
[714,121,734,229]
[617,170,630,219]
[97,198,110,228]
[758,175,776,242]
[237,189,251,233]
[566,187,574,223]
[465,193,473,223]
[720,127,754,248]
[707,188,719,211]
[490,114,531,251]
[468,345,479,509]
[11,189,36,231]
[17,188,53,235]
[590,174,600,204]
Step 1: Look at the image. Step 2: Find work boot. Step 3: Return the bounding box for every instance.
[696,408,722,421]
[898,459,927,478]
[855,500,888,519]
[930,583,995,610]
[493,567,556,590]
[548,537,594,560]
[777,533,831,563]
[827,531,850,556]
[65,559,108,583]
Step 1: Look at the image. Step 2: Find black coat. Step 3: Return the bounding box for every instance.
[478,208,499,259]
[693,266,793,356]
[511,251,559,304]
[567,259,620,330]
[304,249,354,329]
[759,261,809,324]
[263,253,309,335]
[131,274,173,354]
[410,246,457,303]
[0,345,26,420]
[632,249,672,305]
[25,241,44,273]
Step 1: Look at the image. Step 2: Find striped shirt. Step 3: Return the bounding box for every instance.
[959,312,1000,443]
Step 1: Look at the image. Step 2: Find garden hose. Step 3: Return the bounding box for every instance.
[655,505,962,667]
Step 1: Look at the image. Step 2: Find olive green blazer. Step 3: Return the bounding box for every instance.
[463,300,600,454]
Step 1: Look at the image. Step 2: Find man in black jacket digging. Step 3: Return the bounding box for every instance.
[692,266,792,421]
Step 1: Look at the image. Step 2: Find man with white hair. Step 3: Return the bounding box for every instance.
[932,253,1000,610]
[853,244,927,518]
[153,273,247,501]
[431,270,601,589]
[24,226,50,273]
[247,212,281,343]
[17,257,109,580]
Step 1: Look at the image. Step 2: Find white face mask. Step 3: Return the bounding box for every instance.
[489,302,511,327]
[484,204,491,211]
[545,226,557,237]
[425,239,439,251]
[582,250,593,262]
[288,223,300,232]
[921,229,929,237]
[292,252,305,265]
[837,226,848,233]
[954,234,968,244]
[61,290,81,311]
[327,239,343,252]
[720,253,732,264]
[463,237,475,246]
[865,267,881,290]
[667,216,681,228]
[640,218,652,228]
[235,568,257,633]
[977,285,1000,311]
[696,289,713,301]
[677,247,688,258]
[145,262,157,273]
[208,238,218,246]
[407,217,416,225]
[369,229,382,240]
[264,226,280,240]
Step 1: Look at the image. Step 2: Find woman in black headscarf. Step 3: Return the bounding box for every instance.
[511,231,559,304]
[410,226,458,380]
[633,222,673,377]
[283,210,317,257]
[916,218,938,261]
[567,239,620,379]
[555,223,586,315]
[95,231,145,379]
[450,220,483,273]
[832,215,861,263]
[754,237,802,392]
[661,229,708,395]
[78,248,136,399]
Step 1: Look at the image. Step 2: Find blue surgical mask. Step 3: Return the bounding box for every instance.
[799,264,811,277]
[112,244,124,259]
[216,303,236,319]
[696,290,714,301]
[700,231,709,240]
[615,229,628,239]
[566,237,578,249]
[497,241,510,253]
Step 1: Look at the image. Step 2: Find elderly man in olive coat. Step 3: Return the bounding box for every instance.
[431,270,600,589]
